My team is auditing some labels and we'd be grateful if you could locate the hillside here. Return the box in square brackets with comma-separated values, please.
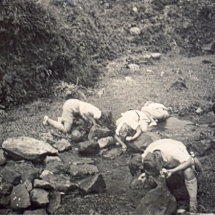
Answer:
[0, 0, 215, 109]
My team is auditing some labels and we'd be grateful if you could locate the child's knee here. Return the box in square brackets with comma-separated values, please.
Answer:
[183, 167, 195, 180]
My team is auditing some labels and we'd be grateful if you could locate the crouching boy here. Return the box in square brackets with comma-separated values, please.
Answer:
[43, 99, 112, 137]
[129, 138, 201, 213]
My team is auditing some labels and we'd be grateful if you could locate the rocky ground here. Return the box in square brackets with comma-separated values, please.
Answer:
[1, 54, 215, 214]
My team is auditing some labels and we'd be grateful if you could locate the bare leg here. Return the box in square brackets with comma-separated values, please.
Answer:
[47, 117, 73, 134]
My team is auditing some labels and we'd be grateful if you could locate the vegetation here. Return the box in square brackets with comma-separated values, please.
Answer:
[0, 0, 215, 108]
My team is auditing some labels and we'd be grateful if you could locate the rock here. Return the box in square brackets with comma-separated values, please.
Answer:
[40, 171, 77, 193]
[99, 148, 123, 159]
[0, 182, 13, 196]
[44, 155, 61, 164]
[23, 179, 33, 192]
[0, 195, 10, 207]
[69, 164, 99, 179]
[47, 191, 62, 214]
[88, 125, 113, 141]
[71, 129, 83, 142]
[129, 27, 141, 35]
[191, 139, 212, 156]
[34, 179, 54, 190]
[2, 136, 58, 162]
[168, 80, 187, 91]
[196, 107, 203, 114]
[30, 188, 49, 207]
[78, 140, 100, 156]
[78, 174, 106, 195]
[150, 53, 162, 60]
[127, 177, 152, 207]
[11, 184, 31, 209]
[58, 151, 95, 165]
[0, 149, 6, 165]
[1, 166, 21, 185]
[14, 161, 40, 183]
[127, 63, 140, 72]
[135, 185, 176, 215]
[97, 136, 116, 149]
[127, 132, 160, 153]
[39, 133, 56, 145]
[23, 209, 48, 215]
[45, 160, 70, 175]
[132, 6, 138, 13]
[53, 138, 72, 152]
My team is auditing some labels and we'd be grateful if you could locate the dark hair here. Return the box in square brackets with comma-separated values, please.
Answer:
[143, 151, 163, 176]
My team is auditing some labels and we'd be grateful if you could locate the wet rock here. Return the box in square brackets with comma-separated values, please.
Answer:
[0, 182, 13, 195]
[1, 166, 21, 185]
[2, 136, 58, 162]
[69, 164, 99, 179]
[78, 140, 100, 156]
[99, 148, 123, 159]
[58, 151, 95, 165]
[135, 185, 176, 215]
[191, 139, 212, 156]
[23, 209, 48, 215]
[40, 171, 77, 193]
[53, 138, 72, 152]
[0, 149, 6, 165]
[45, 160, 70, 175]
[129, 27, 141, 35]
[39, 133, 56, 145]
[14, 161, 40, 183]
[47, 191, 62, 214]
[30, 188, 49, 207]
[97, 136, 116, 149]
[34, 179, 54, 190]
[11, 184, 31, 209]
[44, 155, 61, 164]
[78, 174, 106, 195]
[88, 125, 113, 141]
[127, 132, 160, 153]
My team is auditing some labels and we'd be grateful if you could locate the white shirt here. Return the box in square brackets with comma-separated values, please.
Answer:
[142, 139, 190, 169]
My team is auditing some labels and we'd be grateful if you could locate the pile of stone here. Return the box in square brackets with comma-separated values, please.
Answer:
[0, 125, 119, 214]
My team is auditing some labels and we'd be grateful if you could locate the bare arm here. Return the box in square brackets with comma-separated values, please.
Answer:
[114, 134, 127, 151]
[126, 127, 142, 141]
[166, 157, 193, 176]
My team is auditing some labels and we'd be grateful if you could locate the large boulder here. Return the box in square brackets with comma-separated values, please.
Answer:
[135, 185, 176, 215]
[2, 136, 58, 162]
[127, 132, 160, 153]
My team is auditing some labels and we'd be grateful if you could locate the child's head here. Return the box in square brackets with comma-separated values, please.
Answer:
[143, 150, 163, 176]
[98, 111, 114, 129]
[119, 123, 132, 139]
